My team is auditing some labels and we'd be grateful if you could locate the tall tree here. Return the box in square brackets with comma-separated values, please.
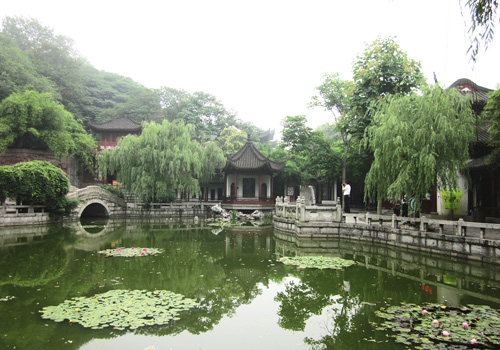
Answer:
[311, 73, 355, 184]
[98, 120, 225, 203]
[351, 37, 425, 137]
[364, 84, 475, 212]
[281, 115, 313, 154]
[159, 87, 236, 142]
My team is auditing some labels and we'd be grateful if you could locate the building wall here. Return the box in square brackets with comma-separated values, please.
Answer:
[226, 173, 272, 198]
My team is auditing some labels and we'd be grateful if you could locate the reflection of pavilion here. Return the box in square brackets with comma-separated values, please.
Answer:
[222, 231, 274, 292]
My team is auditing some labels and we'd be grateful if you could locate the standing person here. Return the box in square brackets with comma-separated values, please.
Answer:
[342, 182, 351, 213]
[401, 197, 408, 217]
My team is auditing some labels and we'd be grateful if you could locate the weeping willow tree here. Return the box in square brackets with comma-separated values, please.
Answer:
[98, 120, 225, 203]
[364, 84, 475, 212]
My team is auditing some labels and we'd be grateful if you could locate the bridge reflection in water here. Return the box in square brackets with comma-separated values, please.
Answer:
[274, 230, 500, 307]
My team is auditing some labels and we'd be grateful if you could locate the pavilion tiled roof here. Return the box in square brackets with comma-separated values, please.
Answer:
[88, 116, 142, 132]
[448, 78, 493, 103]
[224, 139, 285, 172]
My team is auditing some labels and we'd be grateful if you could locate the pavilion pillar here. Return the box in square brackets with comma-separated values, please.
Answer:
[234, 172, 238, 200]
[224, 173, 227, 198]
[270, 173, 274, 200]
[258, 175, 262, 200]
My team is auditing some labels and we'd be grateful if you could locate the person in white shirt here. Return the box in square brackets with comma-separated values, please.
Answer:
[342, 182, 351, 213]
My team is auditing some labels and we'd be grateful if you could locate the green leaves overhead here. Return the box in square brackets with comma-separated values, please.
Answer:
[98, 247, 164, 257]
[278, 256, 356, 270]
[40, 289, 199, 330]
[374, 302, 500, 348]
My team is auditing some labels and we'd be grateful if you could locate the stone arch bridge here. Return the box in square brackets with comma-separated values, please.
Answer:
[67, 186, 127, 219]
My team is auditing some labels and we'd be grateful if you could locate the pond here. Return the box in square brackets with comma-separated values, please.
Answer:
[0, 218, 499, 350]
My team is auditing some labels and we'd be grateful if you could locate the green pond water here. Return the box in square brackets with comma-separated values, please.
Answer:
[0, 218, 499, 350]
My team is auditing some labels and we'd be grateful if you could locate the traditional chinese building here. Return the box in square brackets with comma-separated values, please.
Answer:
[222, 137, 285, 211]
[84, 114, 142, 185]
[447, 78, 498, 221]
[88, 115, 142, 152]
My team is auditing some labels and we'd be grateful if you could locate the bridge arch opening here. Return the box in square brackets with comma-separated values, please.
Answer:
[80, 202, 109, 219]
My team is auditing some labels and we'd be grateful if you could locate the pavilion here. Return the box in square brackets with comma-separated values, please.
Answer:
[222, 137, 285, 211]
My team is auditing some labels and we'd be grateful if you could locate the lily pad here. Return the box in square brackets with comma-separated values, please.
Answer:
[374, 302, 500, 348]
[278, 256, 356, 270]
[98, 247, 163, 257]
[40, 289, 199, 329]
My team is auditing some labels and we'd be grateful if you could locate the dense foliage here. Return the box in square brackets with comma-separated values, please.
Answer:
[364, 84, 475, 210]
[98, 120, 226, 203]
[0, 90, 96, 169]
[0, 160, 73, 216]
[483, 87, 500, 167]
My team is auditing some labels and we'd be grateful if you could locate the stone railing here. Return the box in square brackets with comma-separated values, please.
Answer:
[275, 196, 342, 222]
[343, 212, 500, 241]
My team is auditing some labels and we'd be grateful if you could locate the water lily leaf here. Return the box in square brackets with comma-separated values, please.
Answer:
[40, 289, 199, 330]
[278, 256, 356, 270]
[373, 302, 500, 348]
[97, 248, 164, 258]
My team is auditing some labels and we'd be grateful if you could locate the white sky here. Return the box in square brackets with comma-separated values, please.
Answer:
[2, 0, 500, 137]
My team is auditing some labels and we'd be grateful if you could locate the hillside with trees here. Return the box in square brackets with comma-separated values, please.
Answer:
[0, 16, 265, 140]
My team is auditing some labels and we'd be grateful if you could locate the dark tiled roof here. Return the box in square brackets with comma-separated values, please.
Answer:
[88, 116, 142, 132]
[466, 156, 488, 169]
[224, 141, 285, 172]
[448, 78, 493, 103]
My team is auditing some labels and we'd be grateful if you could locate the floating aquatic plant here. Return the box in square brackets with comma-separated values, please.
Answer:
[0, 296, 15, 302]
[40, 289, 199, 330]
[374, 302, 500, 349]
[98, 247, 163, 257]
[278, 256, 356, 270]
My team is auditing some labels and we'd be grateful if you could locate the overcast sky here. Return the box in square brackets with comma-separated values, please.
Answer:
[2, 0, 500, 136]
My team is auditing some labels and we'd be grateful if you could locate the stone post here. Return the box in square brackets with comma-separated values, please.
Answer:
[420, 216, 428, 232]
[457, 218, 466, 236]
[391, 214, 398, 229]
[336, 197, 342, 223]
[366, 212, 371, 225]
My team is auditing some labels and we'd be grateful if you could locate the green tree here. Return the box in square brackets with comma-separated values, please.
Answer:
[364, 84, 475, 212]
[216, 127, 247, 157]
[0, 90, 96, 170]
[351, 37, 425, 136]
[1, 16, 87, 118]
[0, 33, 58, 101]
[159, 87, 236, 142]
[483, 87, 500, 167]
[281, 115, 313, 153]
[98, 120, 225, 203]
[311, 73, 356, 184]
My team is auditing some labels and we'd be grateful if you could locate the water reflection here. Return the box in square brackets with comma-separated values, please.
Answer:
[0, 221, 497, 350]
